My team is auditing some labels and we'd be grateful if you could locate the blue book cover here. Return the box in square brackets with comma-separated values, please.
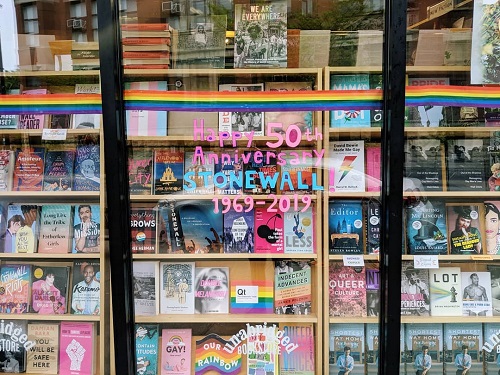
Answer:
[0, 264, 31, 313]
[444, 323, 482, 375]
[214, 154, 243, 195]
[73, 141, 100, 191]
[43, 149, 76, 191]
[72, 204, 100, 253]
[135, 324, 159, 375]
[330, 75, 371, 128]
[242, 151, 278, 195]
[223, 207, 254, 253]
[405, 323, 443, 373]
[405, 199, 447, 255]
[328, 200, 364, 254]
[153, 150, 184, 195]
[329, 323, 364, 365]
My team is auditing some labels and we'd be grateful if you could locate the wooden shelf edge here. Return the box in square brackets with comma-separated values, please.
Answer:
[136, 313, 318, 323]
[330, 316, 500, 324]
[1, 253, 101, 259]
[0, 191, 100, 199]
[0, 129, 100, 136]
[403, 191, 500, 198]
[329, 254, 500, 261]
[0, 313, 101, 321]
[1, 70, 100, 77]
[131, 194, 318, 201]
[133, 253, 318, 260]
[329, 317, 379, 324]
[124, 68, 322, 76]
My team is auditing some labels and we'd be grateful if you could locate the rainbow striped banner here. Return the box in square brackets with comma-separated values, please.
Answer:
[1, 85, 500, 114]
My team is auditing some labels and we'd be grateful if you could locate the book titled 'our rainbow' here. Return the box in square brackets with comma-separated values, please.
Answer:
[195, 333, 242, 375]
[230, 280, 273, 314]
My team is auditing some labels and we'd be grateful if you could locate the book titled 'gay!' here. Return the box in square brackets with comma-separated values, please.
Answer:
[59, 322, 95, 375]
[161, 328, 191, 375]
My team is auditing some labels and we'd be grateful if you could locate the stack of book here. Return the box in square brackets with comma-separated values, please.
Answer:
[71, 42, 100, 71]
[121, 23, 172, 69]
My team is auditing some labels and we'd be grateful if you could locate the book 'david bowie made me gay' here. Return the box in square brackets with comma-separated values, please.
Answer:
[187, 120, 324, 212]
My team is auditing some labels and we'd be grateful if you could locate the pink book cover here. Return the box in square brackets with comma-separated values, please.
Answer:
[366, 145, 381, 192]
[18, 89, 47, 129]
[125, 81, 168, 136]
[254, 206, 284, 253]
[59, 322, 95, 375]
[160, 328, 192, 375]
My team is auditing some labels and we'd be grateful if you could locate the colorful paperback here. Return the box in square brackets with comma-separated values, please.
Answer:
[366, 266, 380, 317]
[18, 89, 47, 129]
[446, 139, 487, 191]
[194, 267, 229, 314]
[328, 200, 364, 254]
[130, 207, 157, 254]
[223, 208, 254, 253]
[0, 320, 28, 372]
[183, 150, 214, 194]
[247, 324, 279, 375]
[72, 204, 100, 253]
[279, 150, 313, 194]
[133, 261, 159, 316]
[153, 150, 184, 194]
[429, 267, 462, 316]
[38, 204, 73, 253]
[5, 204, 40, 254]
[446, 203, 484, 255]
[135, 324, 159, 375]
[43, 150, 75, 191]
[30, 265, 69, 314]
[27, 323, 59, 374]
[330, 75, 370, 128]
[72, 84, 101, 129]
[0, 150, 14, 191]
[59, 322, 95, 375]
[444, 323, 482, 375]
[283, 206, 314, 254]
[73, 141, 100, 191]
[161, 328, 191, 375]
[0, 264, 30, 313]
[329, 141, 365, 192]
[404, 138, 443, 191]
[401, 262, 430, 316]
[128, 148, 153, 195]
[195, 333, 242, 375]
[274, 260, 312, 315]
[13, 147, 45, 191]
[160, 262, 195, 314]
[406, 77, 449, 126]
[366, 199, 381, 254]
[230, 279, 273, 314]
[461, 271, 492, 316]
[255, 206, 284, 253]
[328, 262, 366, 317]
[0, 114, 18, 129]
[278, 323, 314, 375]
[71, 260, 100, 315]
[214, 154, 244, 195]
[242, 151, 277, 195]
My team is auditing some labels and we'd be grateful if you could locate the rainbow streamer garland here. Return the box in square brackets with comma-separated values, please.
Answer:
[0, 85, 500, 114]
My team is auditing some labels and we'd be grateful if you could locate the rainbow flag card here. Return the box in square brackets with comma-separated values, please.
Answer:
[229, 280, 273, 314]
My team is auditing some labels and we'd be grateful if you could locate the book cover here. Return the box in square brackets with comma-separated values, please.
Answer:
[48, 114, 71, 129]
[401, 262, 430, 316]
[133, 261, 159, 316]
[223, 208, 254, 253]
[125, 81, 168, 136]
[254, 207, 284, 253]
[328, 200, 364, 254]
[183, 150, 214, 195]
[0, 264, 30, 313]
[73, 141, 100, 191]
[194, 333, 242, 375]
[13, 147, 45, 191]
[43, 149, 75, 191]
[4, 204, 39, 254]
[329, 262, 366, 317]
[194, 267, 229, 314]
[366, 265, 380, 317]
[483, 323, 500, 374]
[72, 84, 101, 130]
[274, 260, 312, 315]
[233, 1, 287, 68]
[160, 328, 191, 375]
[404, 323, 443, 373]
[446, 139, 488, 191]
[365, 144, 381, 192]
[159, 262, 195, 314]
[27, 323, 59, 374]
[279, 150, 313, 194]
[72, 204, 100, 253]
[365, 324, 379, 375]
[366, 199, 381, 254]
[218, 84, 264, 136]
[18, 88, 47, 130]
[0, 150, 14, 191]
[461, 271, 492, 316]
[71, 260, 100, 315]
[429, 267, 462, 316]
[153, 150, 184, 195]
[330, 75, 370, 128]
[444, 323, 482, 375]
[214, 153, 244, 195]
[247, 324, 279, 375]
[404, 139, 444, 191]
[405, 199, 447, 255]
[0, 320, 29, 372]
[38, 204, 73, 254]
[329, 323, 364, 370]
[242, 151, 278, 195]
[446, 203, 484, 255]
[31, 265, 69, 314]
[135, 324, 159, 375]
[130, 207, 156, 254]
[283, 206, 315, 254]
[406, 77, 449, 126]
[329, 141, 366, 193]
[0, 114, 18, 129]
[488, 265, 500, 316]
[230, 279, 273, 314]
[278, 323, 314, 375]
[128, 148, 153, 195]
[59, 322, 95, 375]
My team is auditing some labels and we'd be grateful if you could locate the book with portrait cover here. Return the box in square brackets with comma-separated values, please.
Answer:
[133, 261, 159, 316]
[329, 324, 364, 367]
[43, 149, 75, 191]
[27, 322, 59, 374]
[0, 264, 30, 314]
[461, 271, 492, 316]
[70, 260, 100, 315]
[279, 150, 313, 195]
[366, 199, 381, 254]
[404, 323, 443, 374]
[278, 323, 314, 375]
[194, 267, 229, 314]
[130, 207, 157, 254]
[446, 138, 488, 191]
[242, 151, 278, 195]
[446, 203, 484, 255]
[6, 204, 40, 254]
[38, 204, 73, 254]
[329, 141, 365, 192]
[128, 148, 153, 195]
[483, 323, 500, 374]
[59, 322, 95, 375]
[405, 199, 447, 255]
[0, 320, 28, 372]
[284, 206, 314, 254]
[30, 265, 69, 314]
[444, 323, 482, 375]
[233, 1, 287, 68]
[330, 75, 370, 128]
[160, 328, 191, 375]
[329, 262, 366, 317]
[195, 333, 242, 375]
[153, 150, 184, 195]
[230, 279, 273, 314]
[247, 324, 279, 375]
[183, 150, 214, 195]
[365, 144, 381, 192]
[328, 200, 364, 254]
[274, 260, 312, 315]
[73, 139, 100, 192]
[13, 147, 45, 191]
[429, 267, 462, 316]
[0, 150, 14, 192]
[401, 262, 430, 316]
[134, 324, 158, 375]
[366, 265, 380, 317]
[223, 207, 254, 253]
[255, 207, 284, 253]
[404, 138, 444, 191]
[72, 204, 100, 253]
[160, 262, 195, 314]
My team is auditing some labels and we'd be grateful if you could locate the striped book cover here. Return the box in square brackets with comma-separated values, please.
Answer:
[195, 334, 242, 374]
[229, 279, 273, 314]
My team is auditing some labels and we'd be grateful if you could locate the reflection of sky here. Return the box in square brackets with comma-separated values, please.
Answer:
[0, 0, 19, 71]
[416, 106, 443, 127]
